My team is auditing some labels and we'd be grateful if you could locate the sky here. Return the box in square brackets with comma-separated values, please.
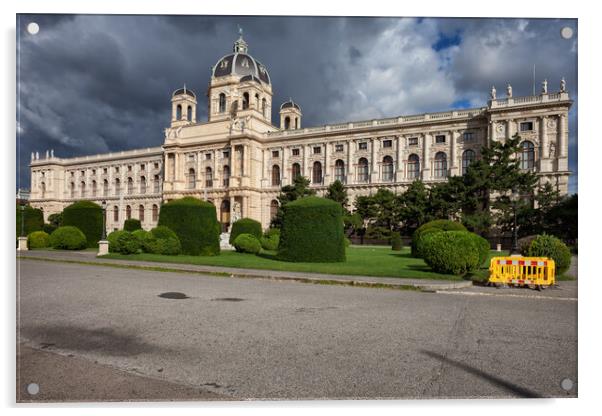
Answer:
[16, 15, 578, 193]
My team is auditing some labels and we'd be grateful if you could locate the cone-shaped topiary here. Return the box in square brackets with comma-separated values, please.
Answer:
[124, 218, 142, 232]
[158, 197, 220, 256]
[62, 200, 103, 248]
[16, 205, 44, 238]
[277, 196, 345, 262]
[229, 218, 262, 245]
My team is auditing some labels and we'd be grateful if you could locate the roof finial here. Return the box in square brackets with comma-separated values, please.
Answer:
[238, 24, 243, 38]
[184, 83, 187, 93]
[233, 26, 248, 53]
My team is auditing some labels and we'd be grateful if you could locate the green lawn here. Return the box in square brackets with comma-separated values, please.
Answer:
[102, 246, 510, 281]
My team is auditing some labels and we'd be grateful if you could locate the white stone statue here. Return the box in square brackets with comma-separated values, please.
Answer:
[50, 149, 54, 158]
[542, 79, 548, 94]
[231, 201, 242, 224]
[31, 152, 34, 161]
[35, 151, 39, 160]
[560, 77, 566, 92]
[490, 85, 497, 100]
[549, 142, 556, 158]
[45, 150, 49, 159]
[506, 83, 513, 98]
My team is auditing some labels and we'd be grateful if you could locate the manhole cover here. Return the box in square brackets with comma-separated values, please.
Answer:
[211, 297, 245, 302]
[158, 292, 189, 299]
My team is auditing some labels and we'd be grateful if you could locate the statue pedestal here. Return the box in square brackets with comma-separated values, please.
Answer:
[17, 237, 28, 251]
[496, 243, 502, 252]
[97, 240, 109, 256]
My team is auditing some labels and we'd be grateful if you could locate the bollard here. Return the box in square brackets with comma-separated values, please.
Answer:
[496, 243, 502, 252]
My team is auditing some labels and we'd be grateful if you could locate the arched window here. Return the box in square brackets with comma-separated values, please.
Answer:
[187, 105, 192, 121]
[114, 178, 120, 196]
[80, 181, 86, 197]
[103, 179, 109, 196]
[358, 158, 369, 182]
[127, 177, 134, 195]
[335, 159, 345, 182]
[242, 92, 250, 110]
[270, 200, 279, 220]
[219, 93, 226, 113]
[272, 165, 281, 186]
[407, 154, 420, 179]
[176, 104, 182, 120]
[292, 163, 301, 180]
[382, 156, 394, 181]
[153, 174, 160, 193]
[520, 141, 535, 170]
[262, 98, 267, 117]
[205, 167, 213, 188]
[187, 168, 196, 189]
[91, 180, 97, 197]
[140, 176, 146, 194]
[41, 182, 46, 198]
[284, 116, 291, 130]
[223, 165, 230, 187]
[255, 93, 260, 109]
[312, 161, 322, 184]
[126, 205, 132, 220]
[139, 204, 145, 222]
[462, 149, 476, 175]
[152, 204, 158, 222]
[70, 182, 75, 198]
[113, 205, 119, 222]
[434, 152, 447, 178]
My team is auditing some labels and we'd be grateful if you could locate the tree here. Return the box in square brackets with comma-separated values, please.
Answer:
[544, 193, 577, 244]
[353, 188, 397, 239]
[325, 180, 348, 210]
[47, 212, 63, 228]
[396, 180, 430, 235]
[270, 175, 315, 228]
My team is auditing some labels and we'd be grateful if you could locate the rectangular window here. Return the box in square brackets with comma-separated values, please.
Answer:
[223, 151, 229, 159]
[408, 137, 418, 146]
[520, 121, 534, 132]
[463, 132, 475, 141]
[272, 150, 280, 158]
[382, 140, 392, 148]
[81, 170, 85, 176]
[114, 167, 119, 173]
[127, 165, 132, 171]
[435, 135, 446, 144]
[359, 142, 368, 150]
[92, 169, 96, 175]
[103, 168, 108, 174]
[140, 164, 145, 171]
[292, 148, 300, 156]
[154, 162, 159, 169]
[335, 144, 344, 152]
[313, 146, 321, 154]
[205, 153, 212, 160]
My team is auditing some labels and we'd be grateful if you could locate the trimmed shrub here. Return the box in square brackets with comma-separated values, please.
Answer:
[62, 201, 103, 248]
[131, 229, 150, 244]
[116, 232, 141, 255]
[518, 235, 538, 256]
[141, 226, 182, 255]
[391, 232, 402, 251]
[344, 237, 351, 248]
[420, 231, 486, 275]
[233, 233, 261, 254]
[411, 219, 467, 257]
[158, 197, 219, 256]
[27, 231, 50, 249]
[43, 223, 57, 235]
[49, 226, 87, 250]
[16, 205, 44, 238]
[108, 230, 129, 253]
[229, 218, 262, 245]
[475, 234, 491, 268]
[278, 196, 345, 263]
[124, 218, 142, 232]
[525, 234, 572, 275]
[260, 228, 280, 251]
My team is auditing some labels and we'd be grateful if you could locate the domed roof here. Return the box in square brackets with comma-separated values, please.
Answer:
[172, 86, 196, 98]
[280, 99, 301, 111]
[212, 34, 271, 85]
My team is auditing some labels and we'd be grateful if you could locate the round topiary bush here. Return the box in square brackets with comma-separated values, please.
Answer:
[108, 230, 129, 253]
[27, 231, 50, 249]
[411, 219, 467, 257]
[420, 231, 486, 275]
[49, 226, 87, 250]
[391, 232, 402, 251]
[131, 229, 150, 244]
[277, 196, 345, 263]
[229, 218, 262, 245]
[525, 234, 572, 275]
[158, 197, 220, 256]
[124, 218, 142, 232]
[233, 233, 261, 254]
[62, 201, 103, 248]
[16, 205, 44, 238]
[141, 226, 182, 255]
[260, 228, 280, 251]
[116, 231, 141, 255]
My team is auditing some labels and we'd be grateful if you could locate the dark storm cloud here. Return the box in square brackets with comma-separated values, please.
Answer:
[16, 15, 578, 193]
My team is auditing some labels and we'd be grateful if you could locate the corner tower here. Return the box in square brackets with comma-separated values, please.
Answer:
[170, 86, 197, 128]
[279, 99, 302, 130]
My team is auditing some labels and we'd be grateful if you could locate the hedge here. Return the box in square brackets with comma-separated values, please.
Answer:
[27, 231, 50, 249]
[16, 205, 44, 238]
[62, 200, 103, 248]
[158, 197, 220, 256]
[260, 228, 280, 251]
[108, 230, 129, 253]
[411, 219, 467, 257]
[233, 233, 262, 254]
[141, 226, 182, 255]
[525, 234, 572, 275]
[229, 218, 262, 245]
[43, 223, 57, 235]
[49, 226, 87, 250]
[420, 231, 487, 275]
[124, 218, 142, 232]
[132, 229, 150, 244]
[277, 196, 345, 262]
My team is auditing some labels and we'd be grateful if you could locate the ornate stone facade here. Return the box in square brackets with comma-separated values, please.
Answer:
[29, 35, 572, 231]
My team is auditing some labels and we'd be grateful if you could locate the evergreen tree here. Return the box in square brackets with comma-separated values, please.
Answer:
[396, 180, 430, 235]
[270, 175, 315, 228]
[325, 180, 349, 209]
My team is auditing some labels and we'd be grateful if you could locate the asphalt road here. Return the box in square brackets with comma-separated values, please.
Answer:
[17, 259, 577, 401]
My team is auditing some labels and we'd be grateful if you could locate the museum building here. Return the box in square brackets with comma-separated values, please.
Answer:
[28, 34, 572, 232]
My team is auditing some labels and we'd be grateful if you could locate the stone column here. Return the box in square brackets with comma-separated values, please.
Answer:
[507, 119, 514, 140]
[422, 133, 431, 180]
[303, 144, 310, 177]
[540, 116, 548, 159]
[347, 140, 354, 184]
[558, 114, 567, 157]
[450, 131, 458, 176]
[282, 146, 288, 185]
[212, 149, 218, 187]
[243, 145, 251, 177]
[323, 142, 330, 184]
[261, 148, 267, 181]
